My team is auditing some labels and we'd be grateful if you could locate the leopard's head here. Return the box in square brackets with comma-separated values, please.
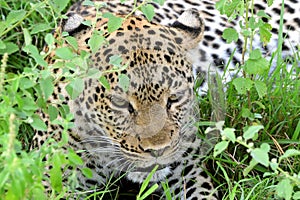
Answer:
[69, 9, 205, 172]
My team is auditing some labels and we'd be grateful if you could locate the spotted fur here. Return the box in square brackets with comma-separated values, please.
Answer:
[32, 0, 299, 199]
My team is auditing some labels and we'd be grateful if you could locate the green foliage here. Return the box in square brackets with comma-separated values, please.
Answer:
[136, 165, 159, 200]
[211, 0, 300, 199]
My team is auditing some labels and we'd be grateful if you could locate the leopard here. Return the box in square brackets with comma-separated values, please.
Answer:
[31, 0, 299, 199]
[32, 1, 218, 199]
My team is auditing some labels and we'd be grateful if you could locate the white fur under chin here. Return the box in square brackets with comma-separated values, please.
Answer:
[126, 167, 172, 184]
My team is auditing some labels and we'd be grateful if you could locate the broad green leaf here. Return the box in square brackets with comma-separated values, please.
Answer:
[213, 141, 229, 157]
[140, 4, 155, 21]
[40, 77, 54, 100]
[99, 76, 110, 91]
[241, 108, 254, 119]
[48, 105, 58, 121]
[65, 78, 84, 99]
[49, 0, 70, 13]
[0, 42, 18, 55]
[103, 13, 123, 33]
[31, 115, 47, 131]
[257, 10, 271, 19]
[244, 49, 269, 75]
[65, 36, 78, 50]
[232, 77, 253, 94]
[81, 167, 93, 179]
[68, 150, 83, 165]
[249, 49, 262, 60]
[0, 40, 5, 49]
[254, 80, 267, 98]
[23, 44, 48, 66]
[250, 144, 270, 167]
[22, 97, 38, 111]
[6, 10, 26, 25]
[243, 125, 264, 140]
[276, 178, 293, 200]
[109, 54, 123, 68]
[293, 192, 300, 200]
[20, 77, 35, 89]
[222, 28, 238, 43]
[259, 22, 272, 46]
[45, 33, 55, 46]
[222, 128, 236, 143]
[118, 74, 130, 92]
[55, 47, 75, 60]
[88, 32, 105, 54]
[30, 23, 52, 34]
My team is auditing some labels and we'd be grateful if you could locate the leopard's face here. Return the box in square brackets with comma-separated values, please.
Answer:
[67, 11, 204, 172]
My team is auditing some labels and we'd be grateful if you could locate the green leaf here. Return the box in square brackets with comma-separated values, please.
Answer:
[65, 36, 78, 50]
[241, 108, 254, 119]
[6, 10, 26, 25]
[279, 149, 300, 162]
[249, 49, 262, 59]
[243, 159, 258, 176]
[68, 150, 83, 165]
[40, 77, 54, 100]
[152, 0, 165, 6]
[30, 23, 52, 34]
[259, 22, 272, 46]
[88, 31, 105, 54]
[109, 54, 123, 68]
[65, 78, 84, 99]
[20, 77, 35, 89]
[232, 77, 253, 94]
[45, 33, 55, 46]
[99, 76, 110, 91]
[244, 49, 269, 75]
[138, 165, 159, 199]
[213, 141, 229, 157]
[0, 40, 5, 49]
[222, 128, 236, 143]
[293, 192, 300, 200]
[23, 44, 48, 66]
[118, 74, 130, 92]
[81, 167, 93, 179]
[0, 42, 18, 55]
[31, 115, 47, 131]
[254, 80, 267, 98]
[50, 159, 63, 192]
[23, 28, 32, 46]
[276, 178, 293, 200]
[140, 4, 155, 21]
[243, 125, 264, 141]
[250, 144, 270, 167]
[103, 13, 123, 33]
[55, 47, 75, 60]
[222, 28, 239, 43]
[49, 0, 70, 13]
[48, 105, 58, 121]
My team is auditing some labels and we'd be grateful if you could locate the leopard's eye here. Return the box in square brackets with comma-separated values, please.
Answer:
[111, 95, 135, 113]
[167, 94, 180, 109]
[111, 96, 128, 108]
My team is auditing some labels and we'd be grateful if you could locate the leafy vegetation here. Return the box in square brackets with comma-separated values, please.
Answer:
[0, 0, 299, 199]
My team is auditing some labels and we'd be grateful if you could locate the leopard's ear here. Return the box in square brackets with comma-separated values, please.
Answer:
[171, 9, 205, 49]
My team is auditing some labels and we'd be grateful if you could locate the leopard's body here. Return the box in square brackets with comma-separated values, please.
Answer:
[32, 0, 299, 199]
